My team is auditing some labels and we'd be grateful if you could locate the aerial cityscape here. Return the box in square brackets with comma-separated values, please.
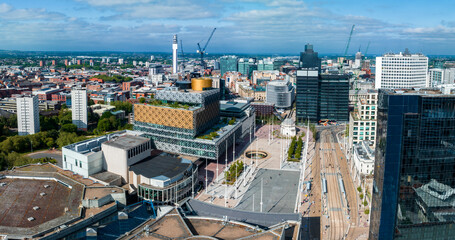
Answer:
[0, 1, 455, 240]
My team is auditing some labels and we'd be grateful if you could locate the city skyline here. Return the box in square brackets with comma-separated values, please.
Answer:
[0, 0, 455, 55]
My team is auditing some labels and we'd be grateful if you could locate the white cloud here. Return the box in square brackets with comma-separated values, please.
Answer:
[0, 3, 66, 21]
[77, 0, 152, 6]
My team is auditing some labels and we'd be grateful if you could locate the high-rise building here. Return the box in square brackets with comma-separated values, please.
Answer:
[71, 87, 88, 131]
[375, 50, 429, 89]
[296, 69, 349, 123]
[118, 58, 124, 65]
[16, 95, 40, 136]
[349, 90, 378, 148]
[319, 74, 349, 121]
[299, 44, 321, 72]
[238, 58, 256, 78]
[52, 60, 56, 65]
[370, 89, 455, 240]
[64, 59, 68, 66]
[89, 59, 94, 67]
[258, 59, 274, 71]
[39, 61, 43, 67]
[296, 68, 319, 123]
[172, 34, 178, 74]
[220, 56, 238, 77]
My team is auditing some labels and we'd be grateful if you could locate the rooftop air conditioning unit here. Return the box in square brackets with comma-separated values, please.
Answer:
[27, 217, 35, 221]
[33, 206, 40, 211]
[40, 192, 46, 196]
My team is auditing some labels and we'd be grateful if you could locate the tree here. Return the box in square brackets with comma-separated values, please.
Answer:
[58, 110, 73, 126]
[56, 132, 83, 148]
[97, 119, 112, 132]
[88, 98, 95, 106]
[139, 97, 146, 103]
[110, 101, 133, 115]
[40, 115, 59, 131]
[61, 123, 78, 133]
[101, 111, 113, 119]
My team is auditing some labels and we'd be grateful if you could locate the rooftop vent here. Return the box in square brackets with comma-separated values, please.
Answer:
[118, 211, 128, 220]
[33, 206, 40, 211]
[44, 184, 50, 188]
[0, 183, 6, 187]
[27, 217, 35, 221]
[111, 190, 116, 193]
[40, 192, 46, 196]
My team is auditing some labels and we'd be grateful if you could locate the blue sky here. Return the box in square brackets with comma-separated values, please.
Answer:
[1, 0, 455, 55]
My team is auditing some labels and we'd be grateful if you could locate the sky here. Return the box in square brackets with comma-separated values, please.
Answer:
[1, 0, 455, 55]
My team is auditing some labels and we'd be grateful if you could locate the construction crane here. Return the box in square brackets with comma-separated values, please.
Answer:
[364, 41, 371, 56]
[197, 28, 216, 69]
[180, 40, 185, 71]
[343, 25, 355, 57]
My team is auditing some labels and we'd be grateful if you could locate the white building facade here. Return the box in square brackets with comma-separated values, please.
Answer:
[375, 52, 429, 89]
[16, 95, 40, 136]
[352, 141, 375, 182]
[429, 68, 445, 87]
[62, 130, 145, 178]
[71, 87, 88, 131]
[349, 90, 378, 149]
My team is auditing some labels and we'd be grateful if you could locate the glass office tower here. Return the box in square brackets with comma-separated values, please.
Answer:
[295, 70, 349, 123]
[370, 89, 455, 240]
[220, 56, 238, 77]
[299, 44, 321, 71]
[319, 74, 349, 121]
[296, 68, 319, 123]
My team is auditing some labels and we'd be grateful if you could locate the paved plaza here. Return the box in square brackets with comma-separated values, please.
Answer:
[235, 168, 299, 213]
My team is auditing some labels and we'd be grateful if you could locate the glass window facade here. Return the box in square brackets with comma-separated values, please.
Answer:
[220, 56, 238, 76]
[296, 71, 349, 123]
[370, 90, 455, 240]
[138, 167, 197, 205]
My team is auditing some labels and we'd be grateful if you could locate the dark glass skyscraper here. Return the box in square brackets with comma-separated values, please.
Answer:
[296, 70, 349, 123]
[299, 44, 321, 72]
[296, 44, 348, 123]
[296, 68, 319, 122]
[370, 89, 455, 240]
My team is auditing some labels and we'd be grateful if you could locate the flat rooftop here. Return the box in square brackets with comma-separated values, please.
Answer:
[0, 170, 84, 237]
[220, 101, 249, 112]
[102, 134, 149, 150]
[129, 153, 192, 179]
[384, 88, 443, 95]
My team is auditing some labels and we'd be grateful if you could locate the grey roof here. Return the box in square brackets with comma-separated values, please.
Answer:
[129, 155, 191, 179]
[183, 199, 301, 228]
[102, 135, 149, 150]
[415, 179, 455, 208]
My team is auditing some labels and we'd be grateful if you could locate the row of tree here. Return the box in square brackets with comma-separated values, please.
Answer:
[287, 136, 304, 161]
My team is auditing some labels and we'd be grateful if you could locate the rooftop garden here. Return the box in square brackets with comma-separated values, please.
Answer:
[197, 117, 237, 140]
[146, 99, 199, 110]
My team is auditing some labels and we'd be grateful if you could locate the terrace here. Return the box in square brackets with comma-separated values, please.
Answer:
[196, 117, 237, 141]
